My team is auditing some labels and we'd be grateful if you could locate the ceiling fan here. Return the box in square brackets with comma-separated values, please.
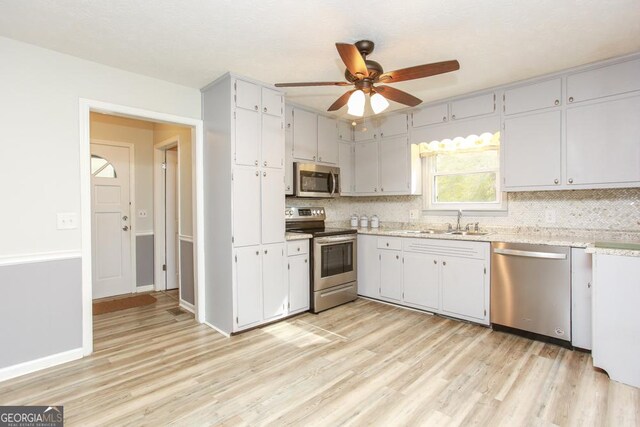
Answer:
[275, 40, 460, 116]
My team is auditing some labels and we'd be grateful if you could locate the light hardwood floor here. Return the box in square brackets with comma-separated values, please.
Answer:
[1, 292, 638, 426]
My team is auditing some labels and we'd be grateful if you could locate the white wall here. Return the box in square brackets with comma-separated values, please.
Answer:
[0, 36, 201, 257]
[90, 113, 155, 233]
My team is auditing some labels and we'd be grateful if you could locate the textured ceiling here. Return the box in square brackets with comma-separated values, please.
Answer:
[1, 0, 639, 117]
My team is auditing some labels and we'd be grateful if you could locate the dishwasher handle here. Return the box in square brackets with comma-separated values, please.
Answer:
[493, 247, 567, 260]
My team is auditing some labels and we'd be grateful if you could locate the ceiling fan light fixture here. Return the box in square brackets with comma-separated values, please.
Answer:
[347, 90, 365, 117]
[370, 92, 390, 114]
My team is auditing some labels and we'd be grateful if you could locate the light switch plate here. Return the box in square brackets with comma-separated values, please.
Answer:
[57, 213, 78, 230]
[138, 209, 148, 218]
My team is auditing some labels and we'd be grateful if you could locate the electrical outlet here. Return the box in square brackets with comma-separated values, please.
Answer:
[57, 213, 78, 230]
[544, 209, 556, 224]
[409, 209, 420, 220]
[138, 209, 148, 218]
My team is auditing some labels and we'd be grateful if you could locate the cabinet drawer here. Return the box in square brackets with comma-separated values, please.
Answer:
[403, 238, 489, 259]
[451, 93, 495, 120]
[567, 58, 640, 104]
[504, 78, 562, 115]
[287, 240, 309, 256]
[377, 237, 402, 250]
[412, 103, 448, 127]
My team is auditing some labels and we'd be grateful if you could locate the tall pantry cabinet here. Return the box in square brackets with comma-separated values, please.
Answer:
[202, 73, 286, 334]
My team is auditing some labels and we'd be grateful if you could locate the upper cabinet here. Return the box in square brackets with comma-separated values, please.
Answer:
[337, 120, 352, 141]
[503, 78, 562, 115]
[284, 105, 294, 195]
[338, 141, 355, 195]
[412, 103, 448, 127]
[566, 58, 640, 104]
[235, 79, 261, 111]
[450, 93, 496, 120]
[261, 87, 282, 116]
[289, 106, 338, 165]
[317, 115, 339, 164]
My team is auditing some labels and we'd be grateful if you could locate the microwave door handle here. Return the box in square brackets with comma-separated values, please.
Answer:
[332, 172, 337, 195]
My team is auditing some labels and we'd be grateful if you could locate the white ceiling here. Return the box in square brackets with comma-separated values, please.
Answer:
[2, 0, 639, 117]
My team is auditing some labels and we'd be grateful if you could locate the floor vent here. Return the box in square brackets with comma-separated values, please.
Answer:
[167, 307, 187, 316]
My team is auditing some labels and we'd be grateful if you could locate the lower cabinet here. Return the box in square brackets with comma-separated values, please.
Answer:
[287, 240, 310, 314]
[357, 235, 490, 325]
[235, 245, 267, 329]
[262, 244, 287, 321]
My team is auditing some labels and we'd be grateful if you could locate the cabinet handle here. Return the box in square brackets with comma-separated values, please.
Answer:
[443, 116, 447, 122]
[254, 105, 258, 110]
[305, 259, 308, 263]
[568, 178, 573, 184]
[374, 134, 377, 139]
[263, 107, 267, 113]
[568, 97, 574, 103]
[264, 161, 267, 166]
[264, 250, 268, 254]
[255, 171, 259, 176]
[263, 171, 266, 177]
[255, 160, 258, 166]
[386, 243, 389, 247]
[374, 188, 377, 192]
[381, 187, 384, 192]
[554, 99, 560, 106]
[255, 251, 259, 255]
[380, 132, 384, 137]
[554, 179, 559, 184]
[443, 261, 447, 266]
[287, 123, 291, 128]
[297, 247, 300, 251]
[286, 185, 290, 190]
[452, 114, 456, 119]
[313, 155, 316, 160]
[396, 255, 399, 259]
[433, 260, 437, 264]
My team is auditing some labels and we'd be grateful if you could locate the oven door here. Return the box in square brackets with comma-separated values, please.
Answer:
[313, 235, 357, 291]
[295, 163, 340, 198]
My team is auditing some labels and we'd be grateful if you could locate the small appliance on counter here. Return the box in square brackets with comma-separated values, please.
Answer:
[370, 215, 379, 228]
[359, 215, 369, 228]
[350, 214, 359, 227]
[285, 206, 357, 313]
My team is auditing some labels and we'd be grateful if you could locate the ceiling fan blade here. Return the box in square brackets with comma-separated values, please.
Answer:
[274, 81, 351, 87]
[327, 90, 355, 111]
[375, 86, 422, 107]
[335, 43, 369, 78]
[377, 60, 460, 83]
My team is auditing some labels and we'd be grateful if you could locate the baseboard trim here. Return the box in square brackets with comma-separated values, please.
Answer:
[204, 321, 231, 338]
[179, 300, 195, 314]
[136, 284, 155, 293]
[0, 348, 83, 383]
[0, 250, 82, 267]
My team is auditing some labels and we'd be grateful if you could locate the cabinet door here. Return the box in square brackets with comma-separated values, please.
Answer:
[235, 79, 261, 112]
[317, 115, 338, 164]
[284, 105, 294, 194]
[503, 110, 562, 189]
[571, 248, 592, 350]
[378, 114, 408, 138]
[504, 78, 562, 115]
[567, 58, 640, 103]
[233, 168, 261, 247]
[337, 120, 352, 141]
[380, 250, 403, 301]
[357, 235, 380, 298]
[353, 123, 378, 142]
[441, 257, 486, 321]
[354, 141, 379, 193]
[235, 246, 262, 328]
[379, 136, 408, 193]
[261, 113, 283, 169]
[292, 108, 318, 161]
[412, 103, 449, 127]
[451, 93, 495, 120]
[261, 87, 282, 117]
[289, 254, 310, 313]
[262, 243, 286, 321]
[566, 95, 640, 186]
[403, 252, 439, 312]
[261, 168, 285, 244]
[235, 108, 260, 167]
[338, 142, 354, 194]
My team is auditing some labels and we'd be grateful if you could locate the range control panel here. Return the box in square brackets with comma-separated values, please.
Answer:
[285, 206, 326, 221]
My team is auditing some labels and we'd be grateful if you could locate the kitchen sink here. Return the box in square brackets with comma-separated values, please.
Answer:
[389, 229, 446, 235]
[446, 230, 489, 236]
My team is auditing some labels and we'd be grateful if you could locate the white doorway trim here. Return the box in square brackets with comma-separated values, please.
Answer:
[153, 135, 180, 295]
[79, 99, 206, 357]
[90, 139, 137, 294]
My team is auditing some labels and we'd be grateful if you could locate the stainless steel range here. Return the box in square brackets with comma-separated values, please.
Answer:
[285, 207, 357, 313]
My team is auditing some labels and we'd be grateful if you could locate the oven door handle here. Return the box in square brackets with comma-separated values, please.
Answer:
[315, 235, 357, 244]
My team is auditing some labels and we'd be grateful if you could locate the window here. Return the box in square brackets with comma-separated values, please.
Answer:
[91, 155, 117, 178]
[421, 132, 505, 211]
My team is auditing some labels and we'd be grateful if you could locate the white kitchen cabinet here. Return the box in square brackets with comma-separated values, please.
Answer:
[504, 78, 562, 115]
[566, 94, 640, 187]
[354, 141, 379, 193]
[317, 115, 338, 164]
[379, 250, 403, 301]
[357, 235, 380, 298]
[261, 113, 283, 169]
[403, 252, 439, 311]
[234, 107, 260, 167]
[378, 113, 408, 138]
[571, 248, 592, 350]
[412, 103, 449, 127]
[592, 254, 640, 388]
[235, 79, 261, 111]
[261, 168, 285, 244]
[288, 240, 310, 314]
[261, 87, 282, 116]
[232, 168, 261, 247]
[337, 120, 352, 141]
[503, 110, 562, 189]
[440, 256, 487, 321]
[353, 123, 378, 142]
[235, 246, 262, 328]
[567, 58, 640, 104]
[284, 105, 294, 195]
[262, 243, 286, 321]
[338, 141, 355, 195]
[451, 93, 495, 120]
[292, 107, 317, 161]
[379, 136, 409, 193]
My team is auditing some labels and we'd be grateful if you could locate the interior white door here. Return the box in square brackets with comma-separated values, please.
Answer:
[91, 143, 132, 299]
[165, 150, 179, 290]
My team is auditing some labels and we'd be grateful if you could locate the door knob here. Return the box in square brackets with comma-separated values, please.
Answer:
[122, 225, 129, 231]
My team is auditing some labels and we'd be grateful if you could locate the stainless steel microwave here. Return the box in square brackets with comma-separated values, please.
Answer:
[294, 163, 340, 198]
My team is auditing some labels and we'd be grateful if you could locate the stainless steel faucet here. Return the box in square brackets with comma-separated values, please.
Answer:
[456, 210, 463, 231]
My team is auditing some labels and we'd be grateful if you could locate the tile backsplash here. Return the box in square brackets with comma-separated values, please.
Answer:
[287, 188, 640, 231]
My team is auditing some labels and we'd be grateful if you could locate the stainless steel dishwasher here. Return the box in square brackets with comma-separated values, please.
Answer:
[491, 242, 571, 344]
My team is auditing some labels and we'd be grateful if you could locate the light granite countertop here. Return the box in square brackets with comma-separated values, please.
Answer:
[285, 232, 313, 241]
